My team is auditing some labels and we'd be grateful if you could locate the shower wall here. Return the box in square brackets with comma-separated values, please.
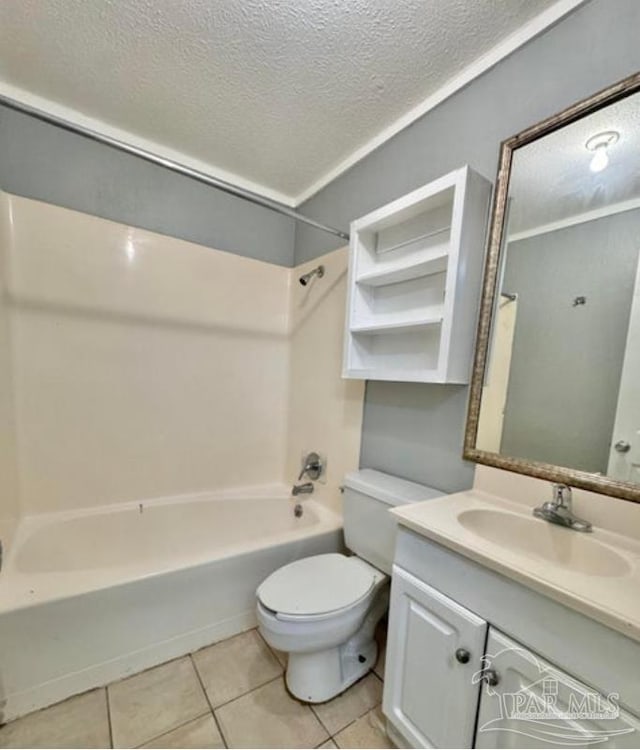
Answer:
[5, 192, 290, 513]
[1, 192, 362, 516]
[0, 195, 20, 528]
[287, 247, 365, 513]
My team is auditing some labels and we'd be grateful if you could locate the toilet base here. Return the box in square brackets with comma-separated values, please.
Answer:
[285, 586, 389, 703]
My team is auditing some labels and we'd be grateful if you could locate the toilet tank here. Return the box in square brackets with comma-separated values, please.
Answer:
[343, 469, 444, 574]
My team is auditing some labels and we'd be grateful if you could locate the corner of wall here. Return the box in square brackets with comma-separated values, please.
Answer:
[0, 191, 22, 536]
[286, 246, 364, 514]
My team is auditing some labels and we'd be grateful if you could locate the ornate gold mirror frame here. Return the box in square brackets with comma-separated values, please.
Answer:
[464, 70, 640, 503]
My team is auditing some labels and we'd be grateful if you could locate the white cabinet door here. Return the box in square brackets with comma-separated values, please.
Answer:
[383, 565, 487, 748]
[475, 629, 640, 748]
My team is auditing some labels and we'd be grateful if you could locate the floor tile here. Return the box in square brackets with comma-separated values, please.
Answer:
[0, 688, 109, 749]
[139, 714, 223, 749]
[108, 656, 209, 748]
[269, 646, 288, 668]
[256, 629, 287, 667]
[193, 629, 283, 708]
[312, 673, 383, 735]
[215, 678, 328, 749]
[334, 706, 391, 749]
[317, 741, 338, 749]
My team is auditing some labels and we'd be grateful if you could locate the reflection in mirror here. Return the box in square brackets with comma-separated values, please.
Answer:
[475, 86, 640, 487]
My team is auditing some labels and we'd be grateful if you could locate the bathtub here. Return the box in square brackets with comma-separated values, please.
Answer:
[0, 487, 343, 722]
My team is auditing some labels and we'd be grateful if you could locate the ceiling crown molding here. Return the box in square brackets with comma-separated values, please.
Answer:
[0, 81, 297, 208]
[0, 0, 587, 209]
[292, 0, 588, 206]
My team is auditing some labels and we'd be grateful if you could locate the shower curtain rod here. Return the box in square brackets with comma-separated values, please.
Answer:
[0, 95, 350, 242]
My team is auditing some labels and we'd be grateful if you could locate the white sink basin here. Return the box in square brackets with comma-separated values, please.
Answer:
[458, 508, 632, 578]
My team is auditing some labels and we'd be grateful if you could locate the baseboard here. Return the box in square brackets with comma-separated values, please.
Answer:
[1, 610, 257, 723]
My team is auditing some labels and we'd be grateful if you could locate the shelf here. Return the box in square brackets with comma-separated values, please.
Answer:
[344, 368, 444, 383]
[375, 225, 450, 256]
[351, 312, 443, 335]
[343, 165, 492, 383]
[356, 249, 449, 287]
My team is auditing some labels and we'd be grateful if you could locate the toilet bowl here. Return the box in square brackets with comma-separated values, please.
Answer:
[256, 469, 444, 703]
[257, 553, 389, 703]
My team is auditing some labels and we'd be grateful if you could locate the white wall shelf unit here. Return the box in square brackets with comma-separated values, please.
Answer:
[343, 166, 492, 383]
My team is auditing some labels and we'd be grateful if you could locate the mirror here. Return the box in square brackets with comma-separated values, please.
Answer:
[465, 71, 640, 503]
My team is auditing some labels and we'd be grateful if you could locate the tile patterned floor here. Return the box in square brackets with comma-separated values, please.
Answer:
[0, 627, 392, 749]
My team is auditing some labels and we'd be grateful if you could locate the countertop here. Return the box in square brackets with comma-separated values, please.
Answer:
[391, 489, 640, 643]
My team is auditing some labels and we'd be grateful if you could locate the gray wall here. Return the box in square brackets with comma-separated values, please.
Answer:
[1, 0, 639, 493]
[501, 209, 640, 473]
[295, 0, 640, 492]
[0, 107, 296, 267]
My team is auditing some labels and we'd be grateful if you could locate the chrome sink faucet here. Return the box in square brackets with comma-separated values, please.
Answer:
[533, 483, 592, 532]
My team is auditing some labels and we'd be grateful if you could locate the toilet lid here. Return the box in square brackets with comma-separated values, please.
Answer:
[257, 554, 376, 617]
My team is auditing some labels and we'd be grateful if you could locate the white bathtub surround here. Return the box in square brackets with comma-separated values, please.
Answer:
[0, 194, 20, 537]
[5, 193, 291, 514]
[1, 191, 362, 518]
[0, 490, 342, 722]
[0, 193, 364, 721]
[288, 248, 366, 514]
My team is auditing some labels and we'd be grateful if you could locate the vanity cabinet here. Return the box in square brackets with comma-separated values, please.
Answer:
[384, 528, 640, 749]
[474, 630, 640, 749]
[342, 166, 492, 383]
[384, 566, 487, 748]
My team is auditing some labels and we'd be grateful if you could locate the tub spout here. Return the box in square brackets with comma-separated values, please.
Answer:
[292, 482, 314, 496]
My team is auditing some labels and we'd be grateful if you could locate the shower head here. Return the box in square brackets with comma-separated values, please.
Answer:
[299, 265, 325, 286]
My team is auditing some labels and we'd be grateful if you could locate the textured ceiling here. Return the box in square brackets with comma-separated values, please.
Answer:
[1, 0, 560, 203]
[509, 91, 640, 234]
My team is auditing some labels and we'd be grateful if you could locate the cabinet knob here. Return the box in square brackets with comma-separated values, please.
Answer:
[482, 668, 500, 687]
[455, 648, 471, 664]
[614, 440, 631, 453]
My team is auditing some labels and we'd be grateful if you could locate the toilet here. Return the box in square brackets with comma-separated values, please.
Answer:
[257, 469, 443, 703]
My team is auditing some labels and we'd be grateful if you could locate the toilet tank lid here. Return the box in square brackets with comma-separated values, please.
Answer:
[343, 469, 444, 507]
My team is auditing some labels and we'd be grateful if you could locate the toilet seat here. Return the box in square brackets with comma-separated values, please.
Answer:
[257, 553, 376, 620]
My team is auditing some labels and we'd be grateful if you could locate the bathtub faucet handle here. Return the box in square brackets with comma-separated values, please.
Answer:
[298, 451, 323, 481]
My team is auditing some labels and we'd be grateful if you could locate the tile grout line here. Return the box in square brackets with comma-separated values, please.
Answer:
[309, 702, 332, 738]
[255, 627, 287, 669]
[314, 699, 381, 743]
[132, 711, 212, 749]
[316, 739, 338, 749]
[310, 669, 385, 738]
[189, 653, 229, 749]
[190, 630, 286, 715]
[211, 673, 285, 713]
[182, 629, 336, 743]
[105, 686, 115, 749]
[333, 702, 387, 748]
[200, 654, 329, 748]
